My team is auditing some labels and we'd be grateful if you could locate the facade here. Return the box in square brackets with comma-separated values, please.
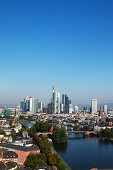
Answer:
[52, 86, 60, 114]
[47, 103, 52, 114]
[62, 94, 71, 113]
[20, 101, 25, 112]
[69, 103, 73, 114]
[4, 109, 10, 117]
[74, 105, 79, 113]
[0, 143, 40, 165]
[30, 98, 36, 114]
[38, 102, 43, 112]
[24, 96, 31, 112]
[36, 99, 38, 113]
[104, 105, 107, 114]
[91, 99, 97, 114]
[20, 97, 38, 114]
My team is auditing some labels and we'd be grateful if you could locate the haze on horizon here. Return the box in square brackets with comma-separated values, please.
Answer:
[0, 0, 113, 105]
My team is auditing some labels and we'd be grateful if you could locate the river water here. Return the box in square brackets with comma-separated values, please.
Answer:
[54, 133, 113, 170]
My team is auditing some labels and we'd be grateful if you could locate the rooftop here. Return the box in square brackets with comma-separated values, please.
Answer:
[0, 143, 40, 152]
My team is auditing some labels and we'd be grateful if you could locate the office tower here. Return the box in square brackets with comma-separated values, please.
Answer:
[38, 102, 43, 112]
[104, 105, 107, 114]
[24, 96, 31, 112]
[36, 99, 38, 113]
[47, 103, 52, 114]
[83, 107, 87, 114]
[20, 101, 25, 112]
[74, 105, 79, 114]
[52, 86, 60, 114]
[62, 94, 70, 113]
[30, 98, 36, 114]
[60, 103, 64, 113]
[69, 102, 73, 114]
[91, 99, 97, 114]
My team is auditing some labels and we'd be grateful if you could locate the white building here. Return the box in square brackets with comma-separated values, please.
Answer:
[91, 99, 97, 114]
[69, 104, 73, 114]
[30, 98, 36, 114]
[74, 105, 79, 113]
[104, 105, 107, 114]
[52, 86, 60, 114]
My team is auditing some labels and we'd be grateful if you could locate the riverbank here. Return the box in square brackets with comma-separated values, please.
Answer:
[51, 148, 71, 170]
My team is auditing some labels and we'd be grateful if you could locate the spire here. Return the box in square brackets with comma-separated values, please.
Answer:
[53, 85, 55, 93]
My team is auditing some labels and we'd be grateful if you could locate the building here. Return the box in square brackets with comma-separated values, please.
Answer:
[47, 103, 52, 114]
[24, 96, 31, 112]
[0, 150, 18, 163]
[20, 101, 25, 112]
[69, 103, 73, 114]
[4, 109, 10, 117]
[74, 105, 79, 114]
[62, 94, 72, 114]
[38, 102, 43, 113]
[52, 86, 60, 114]
[21, 97, 38, 114]
[91, 99, 97, 114]
[0, 143, 40, 165]
[30, 98, 36, 114]
[104, 105, 107, 114]
[99, 107, 103, 118]
[36, 99, 38, 113]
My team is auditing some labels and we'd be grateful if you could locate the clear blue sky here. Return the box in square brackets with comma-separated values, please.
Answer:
[0, 0, 113, 105]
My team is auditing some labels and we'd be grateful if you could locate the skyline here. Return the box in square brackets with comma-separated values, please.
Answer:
[0, 0, 113, 104]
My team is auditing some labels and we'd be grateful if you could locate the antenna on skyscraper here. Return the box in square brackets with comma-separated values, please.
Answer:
[53, 85, 55, 93]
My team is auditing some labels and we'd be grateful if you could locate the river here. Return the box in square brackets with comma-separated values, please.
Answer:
[54, 133, 113, 170]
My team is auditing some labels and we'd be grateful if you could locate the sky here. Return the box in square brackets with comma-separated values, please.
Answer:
[0, 0, 113, 105]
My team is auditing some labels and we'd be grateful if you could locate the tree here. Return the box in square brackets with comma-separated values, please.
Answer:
[47, 153, 57, 165]
[0, 129, 5, 135]
[30, 121, 50, 133]
[100, 128, 113, 138]
[52, 127, 67, 144]
[25, 153, 46, 169]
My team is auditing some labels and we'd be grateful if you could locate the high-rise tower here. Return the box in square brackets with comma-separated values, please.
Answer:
[91, 99, 97, 114]
[52, 86, 60, 114]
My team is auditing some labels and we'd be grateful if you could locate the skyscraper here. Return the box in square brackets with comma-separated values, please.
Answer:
[30, 98, 36, 114]
[52, 86, 60, 114]
[104, 105, 107, 114]
[36, 99, 38, 113]
[91, 99, 97, 114]
[62, 94, 70, 113]
[74, 105, 79, 114]
[38, 102, 43, 112]
[24, 96, 31, 112]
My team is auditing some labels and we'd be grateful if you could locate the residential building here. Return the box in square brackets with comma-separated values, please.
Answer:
[0, 143, 40, 165]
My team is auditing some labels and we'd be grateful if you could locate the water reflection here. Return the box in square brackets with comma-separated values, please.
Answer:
[54, 133, 113, 170]
[54, 142, 67, 153]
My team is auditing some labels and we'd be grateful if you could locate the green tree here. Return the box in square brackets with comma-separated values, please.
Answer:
[25, 153, 46, 169]
[0, 129, 5, 135]
[47, 153, 57, 165]
[30, 121, 50, 133]
[52, 127, 67, 144]
[100, 128, 113, 138]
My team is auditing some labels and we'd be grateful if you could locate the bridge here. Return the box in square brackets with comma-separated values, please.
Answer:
[36, 132, 53, 136]
[66, 131, 97, 136]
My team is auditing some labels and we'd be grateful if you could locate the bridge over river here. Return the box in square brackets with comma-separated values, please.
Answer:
[66, 131, 97, 136]
[36, 131, 97, 137]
